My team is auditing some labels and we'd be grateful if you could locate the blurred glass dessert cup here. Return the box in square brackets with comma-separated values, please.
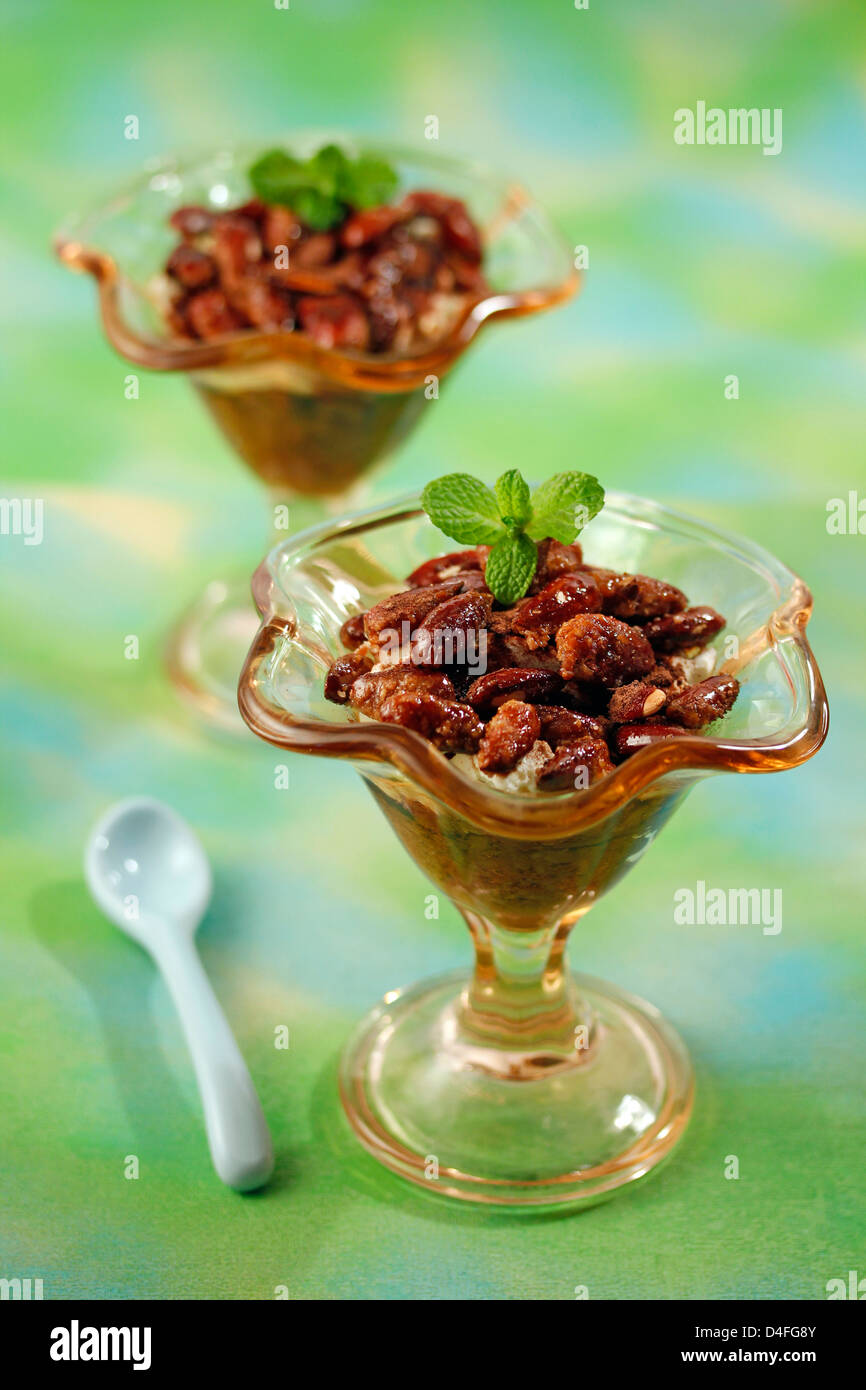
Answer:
[238, 491, 828, 1209]
[55, 136, 577, 729]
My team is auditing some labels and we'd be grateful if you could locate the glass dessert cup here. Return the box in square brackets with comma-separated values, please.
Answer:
[237, 492, 828, 1209]
[54, 136, 578, 731]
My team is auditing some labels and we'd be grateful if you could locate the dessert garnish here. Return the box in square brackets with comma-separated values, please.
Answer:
[158, 144, 491, 352]
[324, 471, 740, 792]
[421, 468, 605, 603]
[248, 145, 400, 231]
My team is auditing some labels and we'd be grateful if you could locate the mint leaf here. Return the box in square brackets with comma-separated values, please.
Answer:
[292, 187, 344, 231]
[495, 469, 531, 527]
[249, 148, 310, 205]
[525, 472, 605, 543]
[247, 144, 399, 230]
[421, 474, 504, 546]
[342, 153, 400, 209]
[308, 144, 350, 197]
[484, 530, 538, 605]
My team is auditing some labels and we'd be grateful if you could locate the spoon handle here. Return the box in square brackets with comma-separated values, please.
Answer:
[154, 931, 274, 1191]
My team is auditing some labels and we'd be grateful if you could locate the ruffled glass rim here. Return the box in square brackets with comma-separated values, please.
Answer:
[238, 492, 829, 840]
[54, 137, 579, 392]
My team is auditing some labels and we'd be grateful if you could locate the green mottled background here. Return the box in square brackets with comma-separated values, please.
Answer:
[1, 0, 864, 1300]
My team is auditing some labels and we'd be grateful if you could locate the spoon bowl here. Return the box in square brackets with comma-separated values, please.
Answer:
[86, 797, 212, 939]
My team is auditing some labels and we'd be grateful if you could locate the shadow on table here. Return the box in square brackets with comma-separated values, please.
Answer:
[29, 879, 193, 1154]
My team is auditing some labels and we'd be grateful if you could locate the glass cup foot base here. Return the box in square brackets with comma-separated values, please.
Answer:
[164, 578, 260, 734]
[339, 969, 694, 1210]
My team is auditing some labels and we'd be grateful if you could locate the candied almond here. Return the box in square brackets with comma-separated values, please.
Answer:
[365, 291, 412, 351]
[536, 737, 615, 790]
[642, 606, 725, 654]
[584, 567, 687, 622]
[342, 204, 408, 249]
[607, 681, 667, 723]
[405, 547, 489, 588]
[535, 705, 610, 745]
[555, 614, 654, 686]
[262, 205, 302, 251]
[402, 192, 482, 261]
[413, 591, 492, 670]
[296, 294, 370, 351]
[166, 244, 216, 291]
[292, 232, 337, 268]
[415, 590, 492, 638]
[452, 571, 491, 594]
[395, 238, 437, 283]
[379, 690, 483, 753]
[324, 649, 374, 704]
[363, 581, 462, 644]
[486, 633, 561, 673]
[349, 667, 454, 718]
[234, 199, 266, 223]
[169, 205, 214, 239]
[166, 300, 192, 338]
[212, 214, 262, 286]
[340, 613, 367, 650]
[237, 278, 294, 330]
[665, 675, 740, 729]
[476, 700, 541, 773]
[186, 289, 244, 339]
[445, 251, 488, 293]
[612, 722, 686, 758]
[466, 667, 562, 710]
[528, 539, 584, 593]
[511, 574, 602, 650]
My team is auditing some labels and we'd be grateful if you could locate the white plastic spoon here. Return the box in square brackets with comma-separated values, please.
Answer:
[84, 796, 274, 1192]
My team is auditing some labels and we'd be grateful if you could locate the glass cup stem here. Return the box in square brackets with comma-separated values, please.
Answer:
[457, 909, 591, 1069]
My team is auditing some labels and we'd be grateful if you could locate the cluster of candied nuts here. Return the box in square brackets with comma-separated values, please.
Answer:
[162, 191, 489, 353]
[324, 539, 740, 791]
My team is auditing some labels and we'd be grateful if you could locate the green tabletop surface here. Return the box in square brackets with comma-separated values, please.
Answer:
[2, 0, 864, 1300]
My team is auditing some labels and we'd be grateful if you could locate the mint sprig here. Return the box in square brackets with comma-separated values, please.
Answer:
[421, 469, 604, 604]
[248, 144, 399, 231]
